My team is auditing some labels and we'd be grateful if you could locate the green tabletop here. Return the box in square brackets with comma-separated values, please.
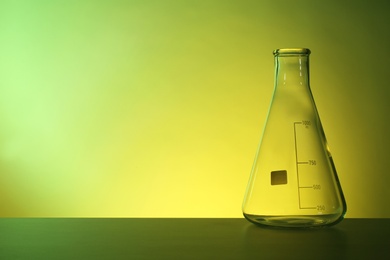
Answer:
[1, 218, 389, 259]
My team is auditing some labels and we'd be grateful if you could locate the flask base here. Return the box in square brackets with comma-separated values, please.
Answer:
[243, 213, 344, 228]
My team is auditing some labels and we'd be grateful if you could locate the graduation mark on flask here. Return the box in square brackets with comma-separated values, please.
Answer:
[294, 121, 317, 210]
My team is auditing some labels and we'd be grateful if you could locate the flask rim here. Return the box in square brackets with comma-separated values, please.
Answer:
[273, 48, 311, 56]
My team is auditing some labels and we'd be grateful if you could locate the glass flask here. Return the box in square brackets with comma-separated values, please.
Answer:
[242, 48, 346, 228]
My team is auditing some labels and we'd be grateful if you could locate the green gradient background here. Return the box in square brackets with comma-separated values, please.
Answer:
[0, 0, 389, 217]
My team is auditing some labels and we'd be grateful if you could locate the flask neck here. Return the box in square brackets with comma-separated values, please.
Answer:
[275, 55, 310, 88]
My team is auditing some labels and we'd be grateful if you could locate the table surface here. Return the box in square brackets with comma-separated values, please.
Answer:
[1, 218, 389, 259]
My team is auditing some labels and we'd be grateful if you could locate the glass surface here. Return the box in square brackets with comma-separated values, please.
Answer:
[242, 48, 347, 228]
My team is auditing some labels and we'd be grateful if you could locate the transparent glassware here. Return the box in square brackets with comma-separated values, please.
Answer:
[242, 48, 346, 228]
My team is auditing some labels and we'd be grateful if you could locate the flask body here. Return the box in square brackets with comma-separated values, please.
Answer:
[242, 48, 346, 228]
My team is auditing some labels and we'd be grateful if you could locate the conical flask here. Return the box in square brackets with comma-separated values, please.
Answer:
[243, 48, 346, 228]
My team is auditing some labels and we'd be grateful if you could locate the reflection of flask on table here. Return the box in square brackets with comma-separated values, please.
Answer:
[242, 48, 346, 228]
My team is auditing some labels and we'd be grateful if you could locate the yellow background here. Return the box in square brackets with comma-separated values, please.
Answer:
[0, 0, 389, 217]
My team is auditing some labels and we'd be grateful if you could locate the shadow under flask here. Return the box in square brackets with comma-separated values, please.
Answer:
[242, 48, 346, 228]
